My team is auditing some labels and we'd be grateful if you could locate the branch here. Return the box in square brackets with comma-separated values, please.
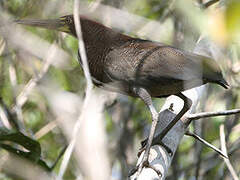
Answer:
[130, 107, 187, 180]
[74, 1, 168, 42]
[57, 0, 92, 177]
[12, 43, 57, 136]
[57, 0, 106, 179]
[186, 109, 240, 122]
[34, 121, 57, 139]
[220, 125, 239, 180]
[0, 98, 18, 130]
[15, 43, 55, 108]
[185, 130, 227, 159]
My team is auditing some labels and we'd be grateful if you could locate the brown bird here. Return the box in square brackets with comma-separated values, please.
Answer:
[16, 15, 228, 174]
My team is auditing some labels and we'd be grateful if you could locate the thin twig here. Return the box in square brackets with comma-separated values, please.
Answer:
[193, 120, 203, 179]
[185, 130, 228, 159]
[74, 2, 93, 90]
[16, 43, 56, 108]
[50, 145, 67, 171]
[0, 105, 10, 128]
[173, 136, 240, 177]
[0, 98, 20, 130]
[186, 109, 240, 122]
[8, 57, 27, 133]
[14, 106, 28, 135]
[35, 121, 57, 139]
[0, 99, 12, 129]
[220, 125, 239, 180]
[89, 0, 103, 11]
[57, 0, 94, 179]
[11, 43, 56, 136]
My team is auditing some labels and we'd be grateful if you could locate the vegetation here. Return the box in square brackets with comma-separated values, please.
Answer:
[0, 0, 239, 179]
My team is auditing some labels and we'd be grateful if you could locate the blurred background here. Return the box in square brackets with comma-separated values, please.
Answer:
[0, 0, 239, 179]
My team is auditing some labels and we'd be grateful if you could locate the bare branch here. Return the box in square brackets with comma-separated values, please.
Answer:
[8, 55, 27, 132]
[74, 1, 169, 42]
[74, 1, 93, 91]
[185, 130, 228, 159]
[35, 121, 57, 139]
[220, 125, 239, 180]
[0, 97, 21, 131]
[9, 43, 57, 136]
[16, 43, 56, 108]
[50, 146, 67, 171]
[0, 104, 11, 129]
[57, 0, 98, 179]
[186, 109, 240, 122]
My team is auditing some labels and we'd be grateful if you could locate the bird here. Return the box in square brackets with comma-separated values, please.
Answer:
[15, 15, 228, 175]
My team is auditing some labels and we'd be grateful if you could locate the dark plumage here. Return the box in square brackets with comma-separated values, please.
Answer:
[16, 15, 228, 174]
[16, 15, 228, 95]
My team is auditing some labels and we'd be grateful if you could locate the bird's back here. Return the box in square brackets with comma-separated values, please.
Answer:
[16, 15, 228, 96]
[102, 38, 225, 97]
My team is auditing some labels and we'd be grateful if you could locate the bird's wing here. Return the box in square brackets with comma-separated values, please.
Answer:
[140, 46, 205, 82]
[103, 40, 204, 86]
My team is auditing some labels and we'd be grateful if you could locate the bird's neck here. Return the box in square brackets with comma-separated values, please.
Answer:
[75, 17, 131, 80]
[78, 17, 131, 48]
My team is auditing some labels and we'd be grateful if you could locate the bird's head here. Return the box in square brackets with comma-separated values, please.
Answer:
[16, 15, 76, 36]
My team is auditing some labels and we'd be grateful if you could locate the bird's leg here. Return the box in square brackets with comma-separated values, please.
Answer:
[130, 87, 161, 176]
[141, 93, 192, 151]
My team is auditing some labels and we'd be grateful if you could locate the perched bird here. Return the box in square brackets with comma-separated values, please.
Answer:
[16, 15, 228, 174]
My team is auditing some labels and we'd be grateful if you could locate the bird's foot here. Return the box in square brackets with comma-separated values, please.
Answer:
[129, 135, 173, 178]
[128, 153, 162, 178]
[139, 135, 173, 156]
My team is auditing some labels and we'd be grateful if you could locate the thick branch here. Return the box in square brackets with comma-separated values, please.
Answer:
[130, 107, 187, 180]
[185, 130, 227, 158]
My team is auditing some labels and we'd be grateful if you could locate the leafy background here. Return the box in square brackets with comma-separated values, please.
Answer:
[0, 0, 240, 179]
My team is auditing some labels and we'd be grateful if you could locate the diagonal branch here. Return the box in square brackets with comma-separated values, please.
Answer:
[220, 125, 239, 180]
[15, 43, 56, 108]
[57, 0, 94, 179]
[12, 43, 57, 136]
[185, 130, 228, 159]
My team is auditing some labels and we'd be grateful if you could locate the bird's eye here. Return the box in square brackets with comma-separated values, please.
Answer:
[66, 17, 72, 24]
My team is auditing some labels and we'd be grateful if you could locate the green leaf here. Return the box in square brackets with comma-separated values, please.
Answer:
[0, 127, 41, 162]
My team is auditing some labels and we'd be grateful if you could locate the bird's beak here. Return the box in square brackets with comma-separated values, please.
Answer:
[15, 18, 71, 33]
[217, 78, 229, 89]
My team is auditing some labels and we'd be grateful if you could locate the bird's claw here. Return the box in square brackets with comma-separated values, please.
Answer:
[129, 138, 172, 178]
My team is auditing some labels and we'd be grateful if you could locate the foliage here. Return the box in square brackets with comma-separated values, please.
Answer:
[0, 0, 239, 179]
